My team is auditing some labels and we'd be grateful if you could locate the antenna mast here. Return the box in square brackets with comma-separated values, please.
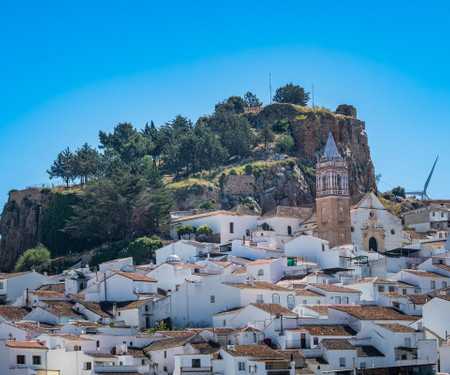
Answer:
[269, 73, 272, 104]
[312, 83, 315, 107]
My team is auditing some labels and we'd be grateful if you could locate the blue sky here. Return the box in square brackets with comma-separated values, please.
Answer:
[1, 1, 449, 209]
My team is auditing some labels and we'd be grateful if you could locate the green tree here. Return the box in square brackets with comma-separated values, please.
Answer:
[273, 82, 310, 106]
[141, 121, 163, 164]
[215, 96, 247, 114]
[118, 236, 162, 265]
[73, 143, 102, 185]
[177, 225, 196, 239]
[14, 245, 51, 273]
[392, 186, 406, 198]
[47, 147, 75, 187]
[196, 225, 212, 237]
[244, 91, 263, 107]
[261, 122, 275, 150]
[275, 134, 295, 152]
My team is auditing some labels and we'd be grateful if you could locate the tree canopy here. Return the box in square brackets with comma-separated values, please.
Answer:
[14, 245, 51, 273]
[244, 92, 263, 107]
[273, 83, 310, 106]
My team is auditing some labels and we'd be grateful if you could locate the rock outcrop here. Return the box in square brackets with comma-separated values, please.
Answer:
[0, 189, 53, 272]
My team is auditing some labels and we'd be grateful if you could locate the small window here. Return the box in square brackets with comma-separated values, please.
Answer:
[74, 345, 81, 351]
[313, 337, 319, 346]
[351, 226, 355, 232]
[322, 244, 325, 252]
[391, 229, 395, 235]
[164, 366, 168, 372]
[402, 289, 407, 295]
[339, 357, 346, 367]
[404, 338, 411, 347]
[145, 304, 149, 311]
[257, 269, 264, 276]
[84, 362, 92, 370]
[0, 282, 3, 289]
[223, 319, 226, 326]
[317, 300, 321, 305]
[142, 359, 145, 365]
[360, 362, 366, 369]
[287, 226, 292, 235]
[431, 281, 436, 289]
[164, 350, 167, 358]
[238, 361, 245, 371]
[443, 281, 447, 288]
[192, 359, 201, 368]
[432, 212, 436, 217]
[388, 286, 395, 293]
[210, 295, 215, 303]
[17, 355, 25, 365]
[117, 311, 121, 316]
[32, 356, 42, 365]
[392, 301, 400, 309]
[229, 222, 234, 234]
[303, 300, 307, 305]
[342, 297, 348, 304]
[378, 285, 385, 292]
[272, 293, 280, 304]
[335, 296, 341, 304]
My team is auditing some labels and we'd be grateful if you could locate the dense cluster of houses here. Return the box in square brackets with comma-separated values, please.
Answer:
[0, 133, 449, 375]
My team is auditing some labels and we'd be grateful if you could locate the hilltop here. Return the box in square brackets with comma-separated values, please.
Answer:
[0, 102, 376, 272]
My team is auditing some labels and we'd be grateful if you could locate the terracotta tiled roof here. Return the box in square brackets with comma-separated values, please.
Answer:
[321, 339, 356, 350]
[29, 290, 67, 299]
[435, 264, 450, 272]
[86, 352, 117, 358]
[396, 281, 417, 288]
[127, 347, 146, 358]
[251, 303, 297, 316]
[248, 259, 279, 265]
[330, 305, 418, 321]
[144, 333, 197, 352]
[303, 305, 329, 316]
[407, 294, 432, 305]
[241, 326, 261, 332]
[41, 301, 83, 318]
[213, 307, 243, 316]
[356, 345, 385, 357]
[36, 283, 66, 293]
[116, 299, 152, 311]
[10, 321, 47, 333]
[0, 306, 30, 320]
[113, 270, 157, 282]
[404, 270, 448, 278]
[437, 295, 450, 302]
[224, 281, 293, 292]
[49, 334, 96, 341]
[300, 325, 356, 337]
[0, 271, 31, 280]
[295, 289, 321, 297]
[378, 323, 416, 333]
[277, 349, 305, 360]
[379, 292, 408, 299]
[232, 266, 248, 274]
[349, 277, 397, 285]
[262, 205, 314, 221]
[224, 344, 284, 358]
[296, 367, 315, 374]
[210, 327, 238, 334]
[77, 301, 111, 318]
[6, 341, 48, 349]
[308, 283, 361, 293]
[153, 330, 197, 338]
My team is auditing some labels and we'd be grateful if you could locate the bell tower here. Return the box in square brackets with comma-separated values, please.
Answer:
[315, 132, 351, 248]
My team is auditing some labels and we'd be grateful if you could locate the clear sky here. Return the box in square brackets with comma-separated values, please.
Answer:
[1, 1, 449, 210]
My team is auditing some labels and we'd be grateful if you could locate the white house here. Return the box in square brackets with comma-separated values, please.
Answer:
[305, 283, 361, 305]
[156, 240, 218, 264]
[147, 258, 203, 291]
[0, 340, 49, 374]
[115, 298, 154, 329]
[170, 210, 259, 244]
[346, 277, 398, 302]
[0, 270, 56, 304]
[246, 258, 286, 284]
[350, 192, 403, 252]
[414, 295, 450, 342]
[229, 239, 284, 261]
[389, 269, 449, 293]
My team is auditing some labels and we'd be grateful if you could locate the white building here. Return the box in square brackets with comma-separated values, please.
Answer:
[350, 192, 403, 252]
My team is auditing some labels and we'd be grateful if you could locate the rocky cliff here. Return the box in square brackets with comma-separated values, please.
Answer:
[0, 189, 53, 272]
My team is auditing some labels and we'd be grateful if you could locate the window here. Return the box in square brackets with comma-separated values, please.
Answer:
[431, 281, 436, 289]
[84, 362, 92, 370]
[313, 337, 319, 346]
[0, 281, 3, 289]
[210, 295, 215, 303]
[391, 229, 395, 235]
[238, 361, 245, 371]
[335, 296, 341, 304]
[303, 300, 307, 305]
[74, 345, 81, 351]
[404, 338, 411, 347]
[223, 319, 226, 326]
[392, 302, 400, 309]
[272, 293, 280, 304]
[229, 222, 234, 234]
[17, 355, 25, 365]
[339, 357, 346, 367]
[402, 289, 407, 295]
[287, 294, 295, 309]
[164, 350, 167, 358]
[342, 297, 348, 304]
[32, 356, 41, 365]
[432, 212, 436, 217]
[145, 304, 149, 311]
[322, 244, 325, 252]
[257, 269, 264, 276]
[360, 362, 366, 369]
[192, 359, 201, 368]
[443, 281, 448, 288]
[256, 294, 263, 303]
[415, 289, 420, 294]
[378, 285, 385, 292]
[317, 300, 321, 305]
[287, 226, 292, 235]
[118, 312, 121, 316]
[142, 359, 146, 365]
[389, 286, 395, 293]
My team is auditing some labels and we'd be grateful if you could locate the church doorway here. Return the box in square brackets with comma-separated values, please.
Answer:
[369, 237, 378, 252]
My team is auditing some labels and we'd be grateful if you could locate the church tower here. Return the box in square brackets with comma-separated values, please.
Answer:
[315, 132, 351, 248]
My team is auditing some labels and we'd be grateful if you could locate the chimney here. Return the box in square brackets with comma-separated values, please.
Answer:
[26, 289, 29, 307]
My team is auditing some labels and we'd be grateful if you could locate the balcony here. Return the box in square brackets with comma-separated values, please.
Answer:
[180, 365, 212, 374]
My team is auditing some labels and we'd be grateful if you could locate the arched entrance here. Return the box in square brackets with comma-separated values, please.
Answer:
[369, 237, 378, 252]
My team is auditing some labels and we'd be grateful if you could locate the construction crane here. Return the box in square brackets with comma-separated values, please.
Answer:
[406, 156, 439, 200]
